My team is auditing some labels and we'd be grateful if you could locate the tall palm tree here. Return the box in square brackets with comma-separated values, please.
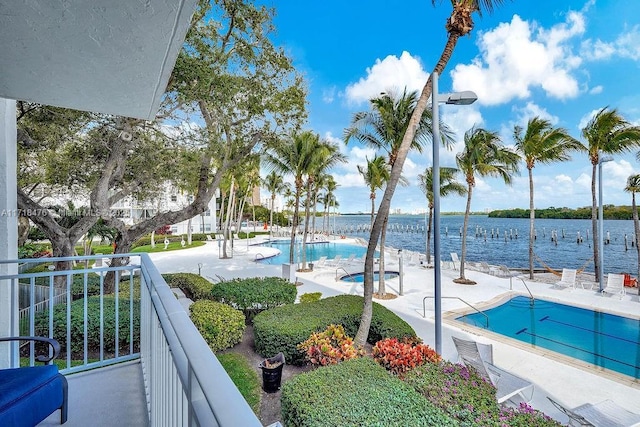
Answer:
[418, 167, 466, 263]
[347, 1, 506, 347]
[625, 174, 640, 280]
[346, 89, 450, 303]
[455, 126, 520, 284]
[320, 176, 338, 233]
[358, 156, 389, 229]
[581, 107, 640, 282]
[514, 117, 583, 279]
[262, 171, 288, 240]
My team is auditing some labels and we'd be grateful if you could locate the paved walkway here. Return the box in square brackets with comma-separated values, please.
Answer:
[148, 235, 640, 425]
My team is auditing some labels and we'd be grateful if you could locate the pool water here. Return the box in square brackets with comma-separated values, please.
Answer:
[456, 296, 640, 379]
[255, 240, 373, 265]
[339, 271, 400, 283]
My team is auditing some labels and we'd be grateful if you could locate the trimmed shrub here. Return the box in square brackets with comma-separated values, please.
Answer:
[209, 277, 296, 321]
[253, 295, 416, 365]
[190, 300, 245, 352]
[33, 295, 140, 356]
[299, 292, 321, 303]
[297, 324, 364, 366]
[281, 358, 456, 427]
[133, 233, 209, 248]
[403, 361, 560, 426]
[163, 273, 214, 301]
[373, 337, 441, 376]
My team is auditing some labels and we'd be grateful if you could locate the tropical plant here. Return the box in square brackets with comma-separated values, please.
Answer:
[345, 0, 507, 347]
[625, 174, 640, 280]
[358, 156, 390, 229]
[455, 126, 520, 284]
[297, 324, 364, 366]
[320, 176, 338, 233]
[418, 167, 466, 262]
[372, 337, 441, 376]
[345, 89, 447, 304]
[262, 171, 289, 240]
[581, 107, 640, 282]
[513, 117, 583, 279]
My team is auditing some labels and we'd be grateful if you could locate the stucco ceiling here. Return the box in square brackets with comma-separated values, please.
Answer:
[0, 0, 197, 119]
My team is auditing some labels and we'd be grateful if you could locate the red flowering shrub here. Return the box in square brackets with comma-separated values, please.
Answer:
[373, 337, 441, 376]
[297, 324, 364, 366]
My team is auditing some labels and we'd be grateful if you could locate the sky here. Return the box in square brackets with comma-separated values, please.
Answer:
[263, 0, 640, 214]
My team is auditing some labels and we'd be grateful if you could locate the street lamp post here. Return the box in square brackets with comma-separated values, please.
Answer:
[598, 154, 613, 290]
[431, 71, 477, 355]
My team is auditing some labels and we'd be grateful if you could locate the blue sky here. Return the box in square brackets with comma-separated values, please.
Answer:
[265, 0, 640, 214]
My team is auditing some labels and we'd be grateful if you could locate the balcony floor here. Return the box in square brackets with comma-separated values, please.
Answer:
[39, 360, 148, 427]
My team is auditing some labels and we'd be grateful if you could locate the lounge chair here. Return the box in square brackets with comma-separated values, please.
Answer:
[452, 336, 534, 405]
[450, 253, 460, 270]
[342, 254, 356, 266]
[555, 268, 578, 290]
[314, 256, 328, 268]
[548, 396, 640, 427]
[602, 273, 625, 299]
[326, 255, 342, 267]
[623, 273, 638, 288]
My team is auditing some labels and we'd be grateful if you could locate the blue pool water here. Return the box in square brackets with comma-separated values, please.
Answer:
[456, 296, 640, 379]
[339, 271, 399, 283]
[255, 240, 371, 265]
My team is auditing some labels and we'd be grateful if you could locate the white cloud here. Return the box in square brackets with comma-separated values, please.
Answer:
[589, 85, 603, 95]
[450, 13, 584, 105]
[577, 108, 600, 130]
[581, 25, 640, 61]
[322, 86, 337, 103]
[514, 102, 560, 126]
[344, 51, 429, 105]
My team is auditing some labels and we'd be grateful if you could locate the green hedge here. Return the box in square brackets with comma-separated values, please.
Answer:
[253, 295, 416, 365]
[209, 277, 296, 321]
[33, 295, 140, 356]
[281, 358, 456, 427]
[190, 300, 245, 352]
[133, 233, 209, 248]
[163, 273, 214, 301]
[299, 292, 322, 303]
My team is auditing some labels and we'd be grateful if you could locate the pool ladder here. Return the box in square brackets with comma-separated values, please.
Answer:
[511, 276, 535, 305]
[422, 296, 490, 328]
[335, 267, 353, 281]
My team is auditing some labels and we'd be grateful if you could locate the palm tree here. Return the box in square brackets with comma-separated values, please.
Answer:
[262, 171, 288, 240]
[320, 177, 338, 233]
[346, 1, 506, 347]
[418, 167, 466, 263]
[581, 107, 640, 282]
[514, 117, 583, 279]
[358, 156, 389, 229]
[625, 174, 640, 280]
[455, 126, 520, 284]
[346, 89, 450, 304]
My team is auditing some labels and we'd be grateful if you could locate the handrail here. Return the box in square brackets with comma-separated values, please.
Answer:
[511, 277, 535, 305]
[422, 296, 489, 328]
[254, 252, 265, 261]
[335, 267, 352, 281]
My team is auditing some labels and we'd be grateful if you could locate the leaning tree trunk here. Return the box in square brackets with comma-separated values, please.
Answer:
[289, 186, 302, 265]
[270, 195, 275, 239]
[458, 185, 473, 282]
[378, 214, 389, 297]
[591, 163, 600, 282]
[354, 33, 460, 347]
[528, 167, 535, 280]
[300, 182, 312, 270]
[426, 204, 433, 262]
[222, 180, 235, 259]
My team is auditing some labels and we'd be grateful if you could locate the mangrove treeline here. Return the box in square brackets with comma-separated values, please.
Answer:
[488, 205, 635, 220]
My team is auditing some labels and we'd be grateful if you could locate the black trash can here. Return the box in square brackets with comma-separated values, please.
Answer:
[259, 352, 285, 393]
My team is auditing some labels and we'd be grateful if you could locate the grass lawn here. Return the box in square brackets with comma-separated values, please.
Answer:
[20, 358, 98, 370]
[217, 353, 261, 414]
[130, 241, 205, 253]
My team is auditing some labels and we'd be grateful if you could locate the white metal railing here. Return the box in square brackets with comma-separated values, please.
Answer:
[0, 253, 261, 426]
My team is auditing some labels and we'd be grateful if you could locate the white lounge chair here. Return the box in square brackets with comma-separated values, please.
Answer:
[450, 253, 460, 270]
[452, 336, 534, 405]
[326, 255, 342, 267]
[313, 256, 327, 268]
[342, 254, 356, 266]
[555, 268, 578, 290]
[548, 396, 640, 427]
[602, 273, 626, 299]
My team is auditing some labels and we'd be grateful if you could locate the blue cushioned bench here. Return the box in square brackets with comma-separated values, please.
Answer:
[0, 337, 68, 426]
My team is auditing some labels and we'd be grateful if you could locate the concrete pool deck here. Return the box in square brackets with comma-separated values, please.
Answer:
[148, 235, 640, 425]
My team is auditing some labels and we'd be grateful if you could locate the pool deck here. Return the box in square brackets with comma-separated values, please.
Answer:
[148, 234, 640, 425]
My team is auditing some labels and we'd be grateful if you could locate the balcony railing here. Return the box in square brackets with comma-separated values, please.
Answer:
[0, 253, 262, 426]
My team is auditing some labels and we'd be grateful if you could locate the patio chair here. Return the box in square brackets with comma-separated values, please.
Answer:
[325, 255, 342, 267]
[0, 336, 68, 426]
[314, 256, 328, 268]
[452, 336, 534, 405]
[602, 273, 625, 299]
[547, 396, 640, 427]
[623, 273, 638, 288]
[450, 253, 460, 270]
[555, 268, 578, 290]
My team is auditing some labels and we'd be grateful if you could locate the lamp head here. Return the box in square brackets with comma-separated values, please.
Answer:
[446, 91, 478, 105]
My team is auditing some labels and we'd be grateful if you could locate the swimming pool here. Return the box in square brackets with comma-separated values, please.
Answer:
[255, 240, 371, 265]
[339, 271, 399, 283]
[456, 296, 640, 379]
